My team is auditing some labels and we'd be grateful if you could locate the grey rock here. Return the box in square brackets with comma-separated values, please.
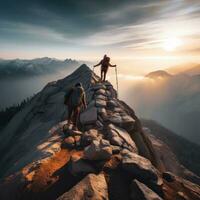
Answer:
[57, 173, 109, 200]
[96, 120, 104, 130]
[87, 100, 95, 108]
[80, 107, 97, 125]
[121, 149, 158, 182]
[108, 113, 135, 131]
[107, 100, 118, 108]
[81, 129, 99, 147]
[95, 99, 107, 107]
[95, 94, 107, 101]
[83, 139, 112, 161]
[108, 124, 138, 152]
[131, 179, 163, 200]
[95, 89, 106, 96]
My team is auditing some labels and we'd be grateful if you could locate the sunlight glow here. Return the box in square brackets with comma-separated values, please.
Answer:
[163, 37, 182, 51]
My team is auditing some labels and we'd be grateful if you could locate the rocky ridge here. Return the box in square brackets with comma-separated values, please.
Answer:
[0, 65, 200, 200]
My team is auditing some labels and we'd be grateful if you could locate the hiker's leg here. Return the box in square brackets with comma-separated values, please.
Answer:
[68, 106, 73, 124]
[103, 70, 107, 81]
[74, 106, 81, 129]
[101, 70, 103, 81]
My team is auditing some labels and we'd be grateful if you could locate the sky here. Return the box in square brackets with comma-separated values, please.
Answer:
[0, 0, 200, 71]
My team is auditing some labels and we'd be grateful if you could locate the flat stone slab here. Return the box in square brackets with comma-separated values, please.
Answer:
[96, 99, 107, 107]
[121, 149, 158, 182]
[57, 174, 109, 200]
[108, 124, 138, 152]
[95, 89, 106, 96]
[131, 179, 163, 200]
[80, 107, 97, 125]
[83, 139, 112, 161]
[108, 113, 135, 131]
[95, 94, 107, 101]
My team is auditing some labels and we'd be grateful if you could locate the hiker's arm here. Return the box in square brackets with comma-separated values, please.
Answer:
[109, 63, 116, 67]
[93, 61, 102, 67]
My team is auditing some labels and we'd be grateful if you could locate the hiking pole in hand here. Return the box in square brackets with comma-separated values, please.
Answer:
[115, 66, 119, 97]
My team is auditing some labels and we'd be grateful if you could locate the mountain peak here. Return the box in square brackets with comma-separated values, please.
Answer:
[0, 65, 199, 200]
[146, 70, 172, 79]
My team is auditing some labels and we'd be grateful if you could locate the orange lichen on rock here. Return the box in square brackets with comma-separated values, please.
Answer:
[26, 149, 83, 192]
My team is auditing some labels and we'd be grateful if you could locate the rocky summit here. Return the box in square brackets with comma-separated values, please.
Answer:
[0, 65, 200, 200]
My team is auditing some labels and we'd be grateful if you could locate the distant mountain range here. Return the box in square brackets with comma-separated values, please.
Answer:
[0, 57, 82, 78]
[146, 70, 172, 79]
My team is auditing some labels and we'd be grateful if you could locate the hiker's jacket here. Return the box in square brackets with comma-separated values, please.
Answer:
[64, 86, 86, 108]
[100, 57, 110, 71]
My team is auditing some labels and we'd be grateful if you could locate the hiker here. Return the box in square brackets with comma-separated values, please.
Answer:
[93, 55, 116, 82]
[64, 82, 87, 130]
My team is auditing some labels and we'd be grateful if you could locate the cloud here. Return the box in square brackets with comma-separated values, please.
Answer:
[0, 0, 200, 57]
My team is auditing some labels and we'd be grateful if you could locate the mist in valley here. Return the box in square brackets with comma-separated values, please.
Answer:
[114, 73, 200, 145]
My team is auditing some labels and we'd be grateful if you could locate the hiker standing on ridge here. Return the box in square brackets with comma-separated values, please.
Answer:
[64, 82, 87, 130]
[93, 55, 116, 82]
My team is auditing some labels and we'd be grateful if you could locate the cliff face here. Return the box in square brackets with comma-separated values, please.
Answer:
[0, 65, 199, 200]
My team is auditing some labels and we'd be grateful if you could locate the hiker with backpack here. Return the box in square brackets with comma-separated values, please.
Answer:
[64, 82, 87, 130]
[93, 55, 116, 82]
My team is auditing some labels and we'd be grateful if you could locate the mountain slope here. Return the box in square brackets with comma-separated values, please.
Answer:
[141, 119, 200, 177]
[0, 65, 199, 200]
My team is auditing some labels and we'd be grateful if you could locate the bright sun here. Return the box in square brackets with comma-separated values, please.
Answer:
[163, 37, 182, 51]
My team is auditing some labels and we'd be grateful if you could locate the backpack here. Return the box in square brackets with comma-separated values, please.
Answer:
[70, 86, 85, 107]
[101, 57, 110, 70]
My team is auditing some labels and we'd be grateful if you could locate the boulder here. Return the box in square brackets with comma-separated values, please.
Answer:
[83, 139, 112, 161]
[96, 120, 104, 130]
[121, 149, 158, 182]
[95, 94, 107, 101]
[107, 100, 118, 109]
[95, 89, 106, 96]
[110, 136, 124, 147]
[68, 155, 96, 175]
[107, 124, 138, 152]
[62, 136, 75, 149]
[57, 173, 109, 200]
[95, 99, 107, 107]
[87, 100, 95, 109]
[80, 107, 97, 125]
[108, 113, 135, 131]
[131, 179, 163, 200]
[81, 129, 99, 147]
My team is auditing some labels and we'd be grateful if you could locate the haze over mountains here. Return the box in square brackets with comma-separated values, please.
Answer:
[0, 57, 84, 108]
[125, 65, 200, 145]
[0, 57, 80, 77]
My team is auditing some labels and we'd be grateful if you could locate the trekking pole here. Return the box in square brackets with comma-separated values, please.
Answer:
[115, 66, 119, 97]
